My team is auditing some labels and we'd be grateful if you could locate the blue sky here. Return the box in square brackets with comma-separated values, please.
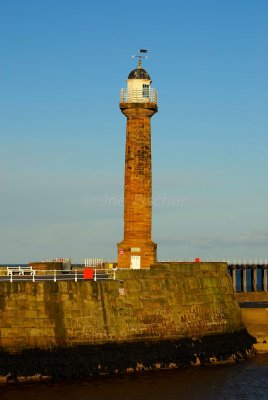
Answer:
[0, 0, 267, 263]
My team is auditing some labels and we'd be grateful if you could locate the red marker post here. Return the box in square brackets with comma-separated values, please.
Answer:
[84, 268, 94, 280]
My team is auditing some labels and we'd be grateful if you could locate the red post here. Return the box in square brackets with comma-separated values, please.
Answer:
[84, 268, 93, 280]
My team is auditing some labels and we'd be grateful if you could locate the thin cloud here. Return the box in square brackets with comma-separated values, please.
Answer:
[158, 231, 268, 249]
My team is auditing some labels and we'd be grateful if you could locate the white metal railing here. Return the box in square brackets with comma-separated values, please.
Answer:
[4, 268, 118, 283]
[6, 266, 35, 276]
[85, 258, 104, 267]
[120, 88, 158, 104]
[157, 258, 268, 265]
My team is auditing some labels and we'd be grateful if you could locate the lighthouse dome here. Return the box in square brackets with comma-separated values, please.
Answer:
[128, 67, 151, 80]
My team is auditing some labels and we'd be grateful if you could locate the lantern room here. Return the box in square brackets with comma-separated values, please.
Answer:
[120, 60, 158, 104]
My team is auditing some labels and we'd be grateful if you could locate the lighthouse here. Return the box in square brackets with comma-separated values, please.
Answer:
[117, 52, 158, 269]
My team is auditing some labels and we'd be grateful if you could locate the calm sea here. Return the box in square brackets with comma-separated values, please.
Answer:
[1, 354, 268, 400]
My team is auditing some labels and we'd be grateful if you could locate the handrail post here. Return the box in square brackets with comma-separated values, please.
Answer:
[54, 270, 56, 282]
[94, 269, 97, 282]
[75, 269, 77, 282]
[10, 272, 12, 283]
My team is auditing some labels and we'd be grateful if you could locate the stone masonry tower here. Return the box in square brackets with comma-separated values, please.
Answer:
[117, 55, 158, 269]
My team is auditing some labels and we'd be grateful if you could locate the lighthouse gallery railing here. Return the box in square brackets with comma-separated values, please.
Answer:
[120, 88, 158, 104]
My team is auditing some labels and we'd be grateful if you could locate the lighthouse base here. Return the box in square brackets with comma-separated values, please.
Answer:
[117, 240, 157, 269]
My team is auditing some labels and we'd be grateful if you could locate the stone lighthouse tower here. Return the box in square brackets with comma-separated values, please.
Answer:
[117, 53, 158, 269]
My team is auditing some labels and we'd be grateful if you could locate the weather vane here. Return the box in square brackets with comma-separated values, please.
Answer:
[132, 49, 148, 65]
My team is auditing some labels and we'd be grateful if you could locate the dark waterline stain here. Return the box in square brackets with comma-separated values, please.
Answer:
[1, 354, 268, 400]
[0, 330, 254, 381]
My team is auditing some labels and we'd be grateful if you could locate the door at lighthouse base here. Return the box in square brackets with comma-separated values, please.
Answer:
[131, 255, 141, 269]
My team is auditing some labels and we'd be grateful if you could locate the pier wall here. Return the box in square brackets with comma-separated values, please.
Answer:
[0, 263, 255, 379]
[0, 263, 245, 349]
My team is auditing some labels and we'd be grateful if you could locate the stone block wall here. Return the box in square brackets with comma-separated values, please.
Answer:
[0, 263, 244, 351]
